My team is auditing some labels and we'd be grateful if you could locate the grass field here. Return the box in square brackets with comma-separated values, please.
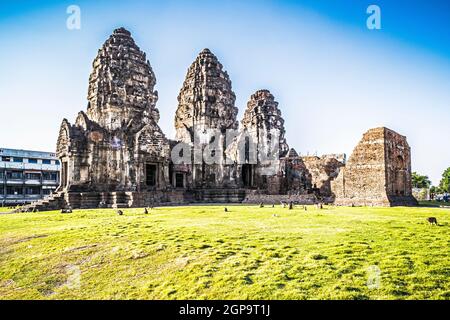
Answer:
[0, 205, 449, 300]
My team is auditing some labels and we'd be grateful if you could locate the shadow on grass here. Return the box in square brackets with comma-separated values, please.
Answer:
[418, 201, 450, 208]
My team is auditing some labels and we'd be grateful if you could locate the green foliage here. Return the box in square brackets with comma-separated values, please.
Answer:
[0, 206, 449, 300]
[411, 172, 431, 189]
[439, 167, 450, 192]
[430, 186, 443, 195]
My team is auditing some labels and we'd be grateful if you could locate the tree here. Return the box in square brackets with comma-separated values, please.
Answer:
[430, 186, 442, 194]
[411, 172, 431, 189]
[439, 167, 450, 193]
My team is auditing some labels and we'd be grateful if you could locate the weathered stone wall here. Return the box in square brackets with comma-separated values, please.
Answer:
[301, 154, 345, 197]
[65, 190, 188, 208]
[281, 151, 311, 194]
[332, 127, 417, 206]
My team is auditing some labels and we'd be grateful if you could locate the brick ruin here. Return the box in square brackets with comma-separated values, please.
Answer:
[24, 28, 417, 211]
[332, 127, 417, 206]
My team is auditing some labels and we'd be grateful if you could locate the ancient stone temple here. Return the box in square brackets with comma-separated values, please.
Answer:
[22, 27, 417, 211]
[332, 127, 417, 206]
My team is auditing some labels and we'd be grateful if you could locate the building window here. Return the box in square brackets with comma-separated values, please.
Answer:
[0, 171, 4, 179]
[13, 157, 23, 163]
[1, 156, 11, 162]
[25, 172, 41, 180]
[7, 186, 23, 195]
[6, 171, 23, 179]
[42, 159, 51, 165]
[42, 172, 58, 181]
[28, 158, 38, 164]
[42, 189, 52, 195]
[25, 187, 41, 195]
[55, 160, 60, 165]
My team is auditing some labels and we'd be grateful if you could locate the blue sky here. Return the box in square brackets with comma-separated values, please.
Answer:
[0, 0, 449, 184]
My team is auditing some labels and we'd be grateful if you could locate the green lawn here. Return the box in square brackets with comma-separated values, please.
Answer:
[0, 205, 449, 300]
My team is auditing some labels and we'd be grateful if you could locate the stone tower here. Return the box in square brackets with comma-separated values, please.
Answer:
[236, 90, 289, 191]
[174, 49, 239, 187]
[241, 90, 289, 157]
[175, 48, 238, 142]
[87, 27, 160, 130]
[57, 28, 170, 194]
[332, 127, 417, 206]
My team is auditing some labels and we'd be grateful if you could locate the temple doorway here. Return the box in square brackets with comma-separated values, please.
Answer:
[394, 155, 406, 195]
[61, 161, 68, 189]
[175, 173, 184, 188]
[242, 164, 254, 187]
[146, 163, 157, 187]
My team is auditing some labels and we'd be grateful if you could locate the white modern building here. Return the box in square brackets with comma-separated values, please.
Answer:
[0, 148, 60, 205]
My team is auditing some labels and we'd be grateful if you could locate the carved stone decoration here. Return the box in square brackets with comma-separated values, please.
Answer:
[241, 90, 289, 158]
[175, 48, 238, 143]
[332, 127, 417, 206]
[87, 27, 159, 130]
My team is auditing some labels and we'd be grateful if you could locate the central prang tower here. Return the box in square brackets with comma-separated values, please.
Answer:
[174, 48, 239, 187]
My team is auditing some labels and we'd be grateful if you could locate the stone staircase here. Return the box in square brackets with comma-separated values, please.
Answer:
[192, 188, 247, 203]
[14, 191, 136, 212]
[388, 195, 419, 207]
[15, 191, 67, 212]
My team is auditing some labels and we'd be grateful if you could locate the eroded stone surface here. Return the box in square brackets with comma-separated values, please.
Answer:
[241, 90, 289, 158]
[175, 48, 238, 143]
[87, 27, 160, 130]
[301, 154, 346, 197]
